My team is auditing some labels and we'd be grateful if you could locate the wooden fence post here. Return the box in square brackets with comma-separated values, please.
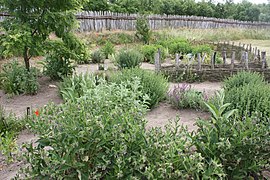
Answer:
[231, 50, 235, 70]
[197, 53, 201, 71]
[262, 51, 267, 69]
[222, 50, 226, 64]
[175, 53, 180, 69]
[155, 49, 161, 72]
[244, 51, 249, 69]
[249, 44, 252, 52]
[211, 52, 216, 69]
[258, 49, 261, 61]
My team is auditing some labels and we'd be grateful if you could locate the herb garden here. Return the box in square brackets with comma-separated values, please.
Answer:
[0, 1, 270, 179]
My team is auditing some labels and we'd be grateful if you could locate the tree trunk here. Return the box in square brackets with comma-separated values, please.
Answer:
[23, 46, 30, 71]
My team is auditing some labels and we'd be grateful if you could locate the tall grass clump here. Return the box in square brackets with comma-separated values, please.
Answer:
[109, 68, 168, 109]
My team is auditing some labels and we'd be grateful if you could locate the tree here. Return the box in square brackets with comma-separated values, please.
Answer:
[1, 0, 88, 71]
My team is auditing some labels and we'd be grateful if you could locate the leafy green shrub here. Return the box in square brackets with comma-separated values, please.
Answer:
[21, 78, 224, 179]
[0, 105, 24, 163]
[91, 50, 105, 63]
[141, 44, 165, 64]
[115, 49, 143, 69]
[224, 72, 270, 122]
[59, 73, 98, 102]
[0, 60, 39, 95]
[225, 82, 270, 122]
[193, 90, 270, 179]
[43, 55, 75, 80]
[192, 44, 212, 55]
[168, 84, 207, 110]
[168, 41, 192, 55]
[100, 41, 115, 59]
[110, 68, 168, 108]
[135, 15, 151, 44]
[224, 71, 264, 90]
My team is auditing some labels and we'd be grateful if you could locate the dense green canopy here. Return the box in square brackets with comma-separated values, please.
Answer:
[83, 0, 270, 22]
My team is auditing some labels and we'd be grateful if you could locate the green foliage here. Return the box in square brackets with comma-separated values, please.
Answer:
[223, 71, 264, 90]
[0, 0, 88, 70]
[59, 74, 98, 102]
[100, 41, 115, 59]
[110, 68, 168, 109]
[224, 72, 270, 122]
[0, 105, 24, 163]
[168, 41, 192, 55]
[135, 15, 151, 44]
[0, 60, 39, 95]
[42, 56, 75, 81]
[115, 48, 143, 69]
[91, 50, 105, 64]
[192, 44, 212, 55]
[168, 84, 207, 110]
[193, 90, 270, 179]
[141, 44, 165, 64]
[21, 77, 224, 179]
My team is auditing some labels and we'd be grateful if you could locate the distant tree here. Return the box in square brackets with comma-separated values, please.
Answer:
[0, 0, 88, 71]
[84, 0, 109, 11]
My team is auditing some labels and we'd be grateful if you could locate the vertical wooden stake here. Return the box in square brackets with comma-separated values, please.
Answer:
[231, 50, 235, 70]
[258, 49, 261, 61]
[197, 53, 201, 71]
[211, 52, 217, 69]
[175, 53, 180, 69]
[155, 50, 160, 72]
[244, 51, 249, 69]
[262, 51, 267, 69]
[222, 50, 226, 64]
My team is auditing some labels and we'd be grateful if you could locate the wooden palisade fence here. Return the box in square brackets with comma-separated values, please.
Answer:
[1, 11, 270, 31]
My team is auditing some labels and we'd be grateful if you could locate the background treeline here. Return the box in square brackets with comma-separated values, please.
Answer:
[83, 0, 270, 22]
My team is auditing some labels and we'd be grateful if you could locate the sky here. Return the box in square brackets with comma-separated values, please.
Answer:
[196, 0, 269, 4]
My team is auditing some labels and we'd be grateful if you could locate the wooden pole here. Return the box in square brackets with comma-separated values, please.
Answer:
[197, 53, 201, 71]
[261, 51, 267, 69]
[231, 50, 235, 69]
[244, 51, 249, 69]
[211, 52, 216, 69]
[222, 50, 226, 64]
[175, 53, 180, 69]
[155, 50, 161, 72]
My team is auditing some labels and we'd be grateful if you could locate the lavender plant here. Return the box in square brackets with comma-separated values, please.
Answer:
[168, 83, 207, 110]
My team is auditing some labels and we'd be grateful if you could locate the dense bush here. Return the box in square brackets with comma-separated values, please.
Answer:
[100, 41, 115, 59]
[224, 72, 270, 122]
[223, 71, 264, 90]
[0, 60, 39, 95]
[141, 44, 165, 64]
[43, 56, 75, 80]
[168, 84, 207, 110]
[193, 91, 270, 179]
[192, 44, 212, 55]
[115, 49, 143, 69]
[91, 50, 105, 64]
[59, 73, 98, 102]
[21, 78, 224, 179]
[168, 41, 192, 55]
[109, 68, 168, 109]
